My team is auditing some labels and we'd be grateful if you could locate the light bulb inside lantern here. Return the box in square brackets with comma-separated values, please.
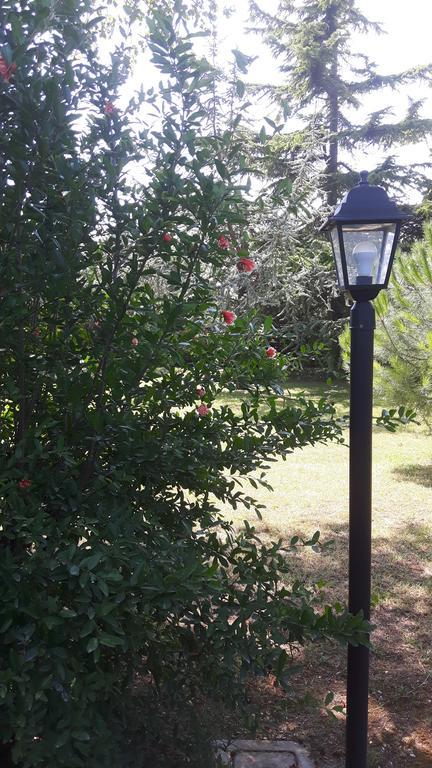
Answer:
[352, 241, 378, 279]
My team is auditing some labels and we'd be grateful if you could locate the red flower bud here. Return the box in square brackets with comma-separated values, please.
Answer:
[104, 100, 116, 116]
[34, 328, 41, 338]
[237, 258, 256, 273]
[131, 337, 139, 347]
[162, 232, 172, 243]
[221, 310, 236, 325]
[0, 56, 17, 83]
[217, 235, 230, 249]
[266, 346, 277, 358]
[196, 385, 206, 398]
[196, 403, 210, 417]
[19, 479, 32, 490]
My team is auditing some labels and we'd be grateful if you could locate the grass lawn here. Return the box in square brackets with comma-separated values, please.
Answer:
[218, 379, 432, 768]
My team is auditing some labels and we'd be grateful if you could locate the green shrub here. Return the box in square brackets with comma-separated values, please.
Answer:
[0, 3, 368, 766]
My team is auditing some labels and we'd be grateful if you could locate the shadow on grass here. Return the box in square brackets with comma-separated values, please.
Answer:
[392, 462, 432, 488]
[275, 518, 432, 767]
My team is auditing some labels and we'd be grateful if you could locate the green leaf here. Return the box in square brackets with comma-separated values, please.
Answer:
[99, 632, 125, 648]
[0, 618, 13, 633]
[86, 638, 99, 653]
[264, 117, 277, 130]
[215, 159, 228, 180]
[131, 562, 145, 586]
[59, 607, 77, 619]
[80, 552, 102, 571]
[72, 731, 91, 742]
[236, 80, 246, 98]
[80, 621, 96, 638]
[232, 48, 256, 74]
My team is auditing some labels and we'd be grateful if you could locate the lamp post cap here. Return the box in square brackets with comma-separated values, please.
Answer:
[321, 172, 410, 225]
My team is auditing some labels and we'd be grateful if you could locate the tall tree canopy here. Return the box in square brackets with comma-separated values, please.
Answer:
[251, 0, 432, 205]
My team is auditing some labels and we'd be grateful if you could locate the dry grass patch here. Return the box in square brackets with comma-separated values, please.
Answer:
[217, 381, 432, 768]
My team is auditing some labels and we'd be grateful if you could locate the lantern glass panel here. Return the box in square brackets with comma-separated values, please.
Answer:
[330, 228, 345, 287]
[341, 223, 396, 287]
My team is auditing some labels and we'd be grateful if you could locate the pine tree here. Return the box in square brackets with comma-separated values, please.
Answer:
[374, 225, 432, 431]
[250, 0, 432, 206]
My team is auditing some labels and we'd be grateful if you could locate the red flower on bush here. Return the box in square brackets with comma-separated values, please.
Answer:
[131, 337, 139, 347]
[237, 258, 256, 273]
[0, 56, 17, 83]
[196, 385, 206, 398]
[217, 235, 230, 249]
[104, 100, 116, 116]
[196, 403, 210, 417]
[162, 232, 172, 243]
[266, 346, 277, 358]
[221, 310, 236, 325]
[34, 327, 41, 338]
[19, 479, 32, 490]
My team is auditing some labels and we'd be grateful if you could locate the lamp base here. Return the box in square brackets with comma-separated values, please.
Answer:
[348, 286, 381, 301]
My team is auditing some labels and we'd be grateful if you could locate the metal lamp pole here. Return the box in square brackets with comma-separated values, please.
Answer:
[319, 171, 410, 768]
[346, 298, 375, 767]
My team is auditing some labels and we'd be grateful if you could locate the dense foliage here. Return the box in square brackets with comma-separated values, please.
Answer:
[374, 226, 432, 430]
[0, 2, 370, 766]
[217, 0, 432, 372]
[224, 231, 346, 375]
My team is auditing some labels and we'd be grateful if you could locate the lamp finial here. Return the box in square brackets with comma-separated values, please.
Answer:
[359, 170, 369, 185]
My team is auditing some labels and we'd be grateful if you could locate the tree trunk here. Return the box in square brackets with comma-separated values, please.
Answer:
[325, 3, 339, 207]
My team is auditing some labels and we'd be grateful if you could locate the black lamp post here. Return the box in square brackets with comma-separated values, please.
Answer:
[320, 172, 410, 768]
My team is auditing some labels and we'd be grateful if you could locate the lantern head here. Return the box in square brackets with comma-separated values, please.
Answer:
[320, 172, 410, 300]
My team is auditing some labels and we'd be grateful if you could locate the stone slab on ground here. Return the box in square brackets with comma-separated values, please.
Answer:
[214, 739, 315, 768]
[235, 752, 297, 767]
